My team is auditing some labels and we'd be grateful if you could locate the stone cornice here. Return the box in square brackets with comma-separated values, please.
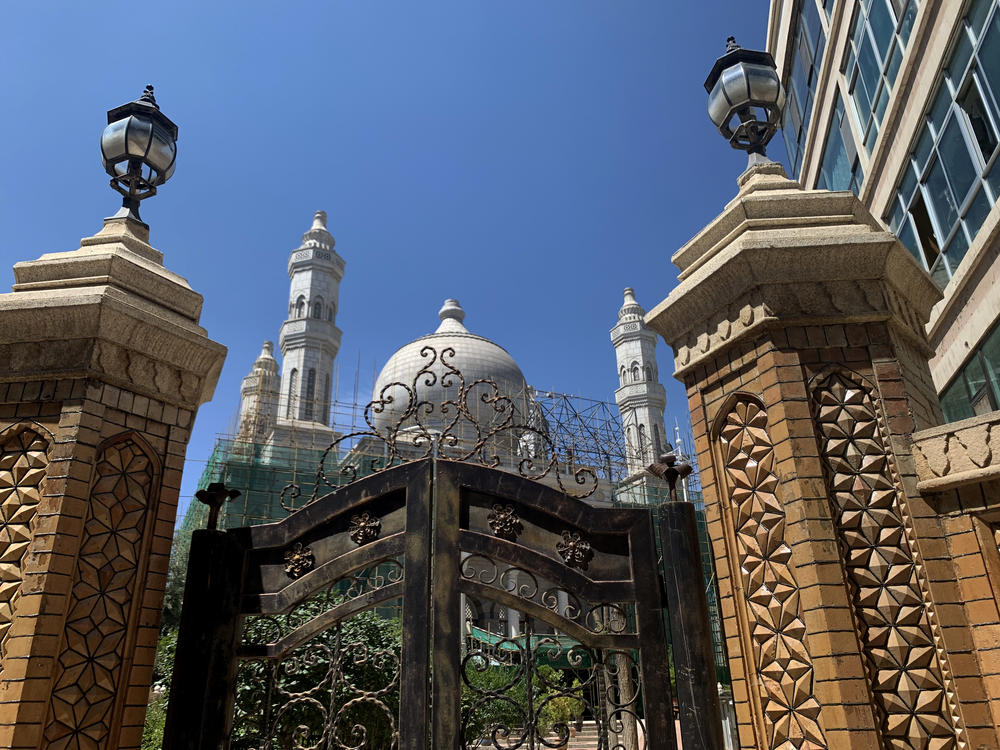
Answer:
[0, 218, 226, 408]
[610, 319, 658, 347]
[912, 412, 1000, 494]
[647, 168, 941, 378]
[0, 286, 225, 408]
[13, 245, 203, 322]
[278, 318, 343, 357]
[287, 245, 346, 281]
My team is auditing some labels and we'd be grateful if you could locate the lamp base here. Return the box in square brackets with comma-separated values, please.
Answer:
[746, 150, 774, 169]
[106, 204, 149, 231]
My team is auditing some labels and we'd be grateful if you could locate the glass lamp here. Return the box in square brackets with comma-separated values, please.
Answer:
[704, 38, 784, 157]
[100, 85, 178, 222]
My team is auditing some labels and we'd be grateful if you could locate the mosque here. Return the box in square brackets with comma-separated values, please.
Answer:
[162, 210, 728, 708]
[187, 209, 686, 530]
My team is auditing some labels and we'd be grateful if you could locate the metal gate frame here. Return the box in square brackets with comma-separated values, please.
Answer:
[163, 458, 680, 748]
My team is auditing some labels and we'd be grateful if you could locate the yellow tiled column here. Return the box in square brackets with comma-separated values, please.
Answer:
[0, 217, 225, 750]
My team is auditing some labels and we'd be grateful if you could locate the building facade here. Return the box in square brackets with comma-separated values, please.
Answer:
[768, 0, 1000, 420]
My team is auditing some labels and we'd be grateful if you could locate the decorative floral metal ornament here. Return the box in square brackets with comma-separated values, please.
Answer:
[280, 345, 598, 512]
[349, 512, 381, 546]
[283, 542, 314, 579]
[487, 503, 522, 541]
[556, 530, 593, 570]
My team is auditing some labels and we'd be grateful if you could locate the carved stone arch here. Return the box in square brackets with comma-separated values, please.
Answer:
[708, 389, 761, 441]
[43, 430, 163, 750]
[806, 362, 879, 395]
[710, 392, 828, 750]
[0, 420, 53, 672]
[808, 365, 963, 746]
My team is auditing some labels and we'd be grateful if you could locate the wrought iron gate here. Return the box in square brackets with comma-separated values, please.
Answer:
[163, 347, 697, 749]
[164, 458, 677, 749]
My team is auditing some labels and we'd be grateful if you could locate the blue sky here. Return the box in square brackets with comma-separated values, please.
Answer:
[1, 1, 784, 521]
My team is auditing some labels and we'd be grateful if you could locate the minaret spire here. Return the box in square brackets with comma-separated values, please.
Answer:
[611, 287, 668, 479]
[277, 210, 346, 425]
[238, 341, 280, 439]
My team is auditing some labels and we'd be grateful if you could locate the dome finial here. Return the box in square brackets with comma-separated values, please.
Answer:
[623, 287, 636, 304]
[439, 298, 466, 323]
[312, 210, 327, 230]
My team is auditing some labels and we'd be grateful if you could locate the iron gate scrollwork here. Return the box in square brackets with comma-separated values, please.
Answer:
[164, 348, 679, 749]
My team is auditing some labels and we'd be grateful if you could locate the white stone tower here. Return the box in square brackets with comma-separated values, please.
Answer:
[611, 287, 668, 476]
[237, 341, 280, 439]
[277, 211, 345, 426]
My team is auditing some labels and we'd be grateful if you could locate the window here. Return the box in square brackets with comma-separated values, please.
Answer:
[631, 363, 640, 382]
[940, 321, 1000, 422]
[313, 301, 322, 319]
[321, 373, 332, 426]
[327, 304, 335, 322]
[620, 366, 627, 386]
[782, 0, 828, 178]
[287, 369, 298, 418]
[644, 364, 652, 381]
[817, 94, 865, 193]
[295, 296, 305, 318]
[304, 369, 316, 421]
[884, 0, 1000, 288]
[960, 82, 998, 157]
[843, 0, 919, 154]
[638, 425, 648, 464]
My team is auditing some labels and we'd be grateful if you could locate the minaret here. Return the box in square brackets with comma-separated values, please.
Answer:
[237, 341, 280, 439]
[611, 287, 668, 476]
[277, 211, 345, 425]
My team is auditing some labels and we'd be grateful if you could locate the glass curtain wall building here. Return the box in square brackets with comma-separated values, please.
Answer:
[767, 0, 1000, 423]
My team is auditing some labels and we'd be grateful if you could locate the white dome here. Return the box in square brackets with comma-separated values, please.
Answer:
[371, 299, 529, 433]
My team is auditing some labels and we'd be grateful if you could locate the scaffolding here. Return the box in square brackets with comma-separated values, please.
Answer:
[186, 379, 700, 528]
[172, 362, 727, 682]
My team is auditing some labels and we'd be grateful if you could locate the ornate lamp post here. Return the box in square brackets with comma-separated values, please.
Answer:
[704, 37, 784, 163]
[100, 85, 178, 223]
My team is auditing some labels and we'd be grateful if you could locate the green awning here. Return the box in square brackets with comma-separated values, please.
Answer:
[468, 626, 592, 669]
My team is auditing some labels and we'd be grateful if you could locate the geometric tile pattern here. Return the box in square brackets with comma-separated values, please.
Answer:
[719, 399, 828, 750]
[811, 371, 957, 750]
[0, 428, 48, 669]
[43, 438, 154, 750]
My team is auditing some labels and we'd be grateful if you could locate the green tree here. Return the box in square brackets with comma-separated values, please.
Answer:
[141, 630, 177, 749]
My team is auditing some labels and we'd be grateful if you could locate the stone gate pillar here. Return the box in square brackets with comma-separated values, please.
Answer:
[0, 215, 225, 749]
[647, 162, 992, 749]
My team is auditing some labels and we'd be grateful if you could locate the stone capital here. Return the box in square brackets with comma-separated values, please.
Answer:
[645, 164, 941, 378]
[0, 217, 226, 408]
